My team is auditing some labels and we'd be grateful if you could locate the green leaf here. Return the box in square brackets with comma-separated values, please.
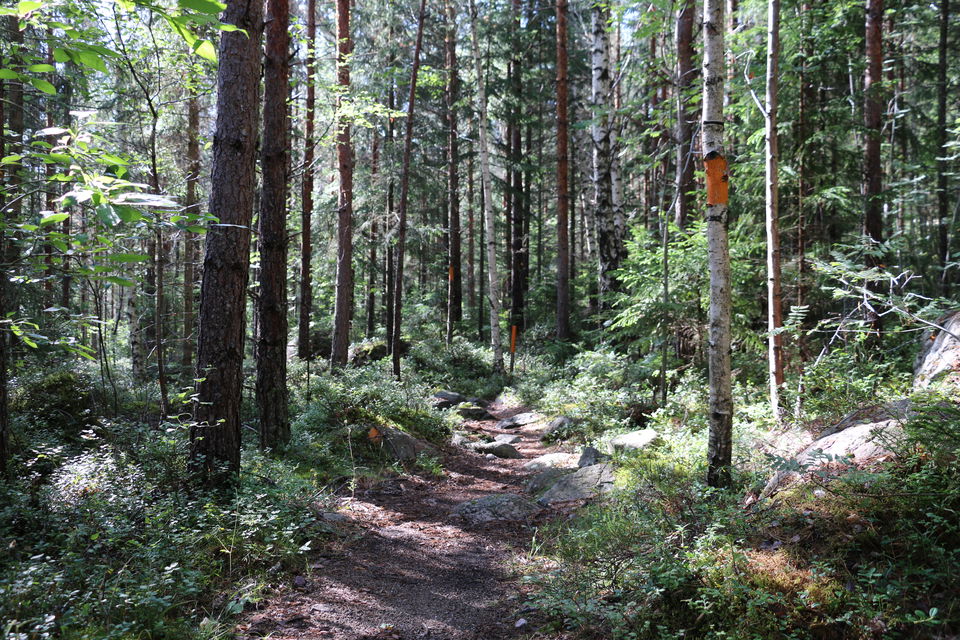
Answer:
[114, 205, 143, 223]
[106, 253, 149, 263]
[76, 50, 108, 73]
[1, 155, 23, 165]
[52, 48, 70, 63]
[96, 203, 120, 227]
[193, 39, 218, 63]
[40, 213, 69, 226]
[17, 0, 43, 16]
[27, 63, 54, 73]
[29, 77, 56, 95]
[178, 0, 226, 13]
[0, 69, 19, 79]
[105, 276, 135, 287]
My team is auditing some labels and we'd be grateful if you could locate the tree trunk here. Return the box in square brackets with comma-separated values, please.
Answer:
[182, 92, 200, 376]
[331, 0, 354, 368]
[390, 0, 427, 379]
[469, 0, 504, 372]
[675, 0, 696, 229]
[765, 0, 784, 421]
[0, 72, 7, 478]
[556, 0, 571, 341]
[467, 150, 477, 310]
[191, 0, 263, 486]
[367, 130, 379, 338]
[445, 0, 462, 344]
[863, 0, 884, 337]
[298, 0, 316, 360]
[256, 0, 291, 449]
[509, 0, 524, 370]
[936, 0, 950, 293]
[703, 0, 734, 488]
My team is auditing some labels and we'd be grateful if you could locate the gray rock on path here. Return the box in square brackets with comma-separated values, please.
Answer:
[522, 452, 579, 471]
[458, 405, 495, 420]
[471, 441, 523, 459]
[607, 429, 661, 454]
[431, 390, 468, 410]
[450, 433, 473, 448]
[540, 416, 577, 441]
[375, 425, 432, 462]
[578, 446, 611, 467]
[538, 463, 616, 505]
[496, 412, 541, 429]
[494, 434, 523, 445]
[451, 494, 540, 524]
[914, 310, 960, 390]
[524, 468, 572, 495]
[760, 418, 907, 499]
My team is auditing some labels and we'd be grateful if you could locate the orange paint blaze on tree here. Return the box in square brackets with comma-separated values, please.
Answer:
[705, 154, 729, 205]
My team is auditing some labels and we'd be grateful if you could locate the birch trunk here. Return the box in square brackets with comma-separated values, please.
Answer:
[765, 0, 784, 422]
[469, 0, 504, 372]
[703, 0, 734, 488]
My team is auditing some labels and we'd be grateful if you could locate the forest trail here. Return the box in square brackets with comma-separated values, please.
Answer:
[238, 401, 564, 640]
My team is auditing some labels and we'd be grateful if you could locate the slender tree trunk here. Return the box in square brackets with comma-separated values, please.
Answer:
[470, 0, 504, 372]
[366, 130, 379, 338]
[182, 92, 200, 376]
[675, 0, 696, 229]
[765, 0, 784, 421]
[936, 0, 950, 293]
[864, 0, 884, 336]
[384, 84, 396, 351]
[391, 0, 428, 379]
[0, 72, 7, 478]
[191, 0, 263, 486]
[256, 0, 291, 449]
[556, 0, 571, 340]
[703, 0, 734, 488]
[331, 0, 354, 367]
[445, 0, 462, 344]
[467, 151, 477, 310]
[298, 0, 316, 360]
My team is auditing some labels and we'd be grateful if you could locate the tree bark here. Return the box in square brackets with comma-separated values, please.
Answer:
[863, 0, 884, 338]
[331, 0, 354, 368]
[191, 0, 263, 486]
[366, 130, 379, 338]
[469, 0, 504, 372]
[765, 0, 784, 421]
[675, 0, 696, 229]
[703, 0, 734, 488]
[390, 0, 428, 379]
[182, 92, 200, 376]
[298, 0, 316, 360]
[556, 0, 571, 341]
[936, 0, 950, 293]
[445, 0, 462, 344]
[256, 0, 291, 449]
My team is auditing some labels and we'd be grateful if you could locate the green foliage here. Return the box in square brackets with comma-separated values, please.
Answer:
[406, 337, 508, 400]
[10, 369, 96, 439]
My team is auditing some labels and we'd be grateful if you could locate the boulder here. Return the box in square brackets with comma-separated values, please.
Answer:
[451, 494, 540, 524]
[522, 452, 579, 471]
[450, 433, 473, 448]
[471, 441, 523, 459]
[496, 412, 542, 429]
[540, 416, 577, 441]
[458, 404, 494, 420]
[578, 446, 611, 468]
[607, 429, 661, 454]
[524, 468, 572, 495]
[348, 340, 388, 366]
[538, 463, 615, 505]
[494, 434, 523, 445]
[431, 390, 468, 410]
[370, 425, 431, 462]
[914, 310, 960, 390]
[760, 418, 907, 499]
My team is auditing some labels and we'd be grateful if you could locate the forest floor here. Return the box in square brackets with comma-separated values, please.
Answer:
[237, 400, 567, 640]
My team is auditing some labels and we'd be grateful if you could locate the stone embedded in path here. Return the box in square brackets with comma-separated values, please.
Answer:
[496, 412, 542, 429]
[458, 404, 494, 420]
[471, 441, 523, 459]
[372, 425, 432, 462]
[522, 452, 579, 471]
[540, 416, 577, 441]
[451, 493, 540, 524]
[525, 468, 572, 495]
[494, 434, 523, 444]
[431, 390, 468, 409]
[607, 429, 661, 454]
[537, 463, 615, 505]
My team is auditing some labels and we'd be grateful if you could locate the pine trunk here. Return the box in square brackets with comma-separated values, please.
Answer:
[331, 0, 354, 367]
[298, 0, 316, 360]
[556, 0, 571, 341]
[445, 0, 462, 344]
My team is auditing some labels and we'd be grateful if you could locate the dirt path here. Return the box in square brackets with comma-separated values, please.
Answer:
[238, 401, 564, 640]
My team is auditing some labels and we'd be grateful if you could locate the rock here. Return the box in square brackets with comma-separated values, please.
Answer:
[608, 429, 662, 454]
[494, 434, 523, 444]
[319, 511, 350, 523]
[472, 441, 523, 459]
[451, 494, 540, 524]
[370, 425, 431, 462]
[540, 416, 577, 441]
[496, 412, 542, 429]
[914, 310, 960, 390]
[538, 463, 616, 505]
[524, 468, 572, 495]
[348, 340, 388, 366]
[760, 419, 907, 499]
[451, 433, 473, 448]
[522, 452, 579, 471]
[431, 390, 468, 409]
[458, 404, 494, 420]
[578, 446, 610, 467]
[485, 453, 497, 460]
